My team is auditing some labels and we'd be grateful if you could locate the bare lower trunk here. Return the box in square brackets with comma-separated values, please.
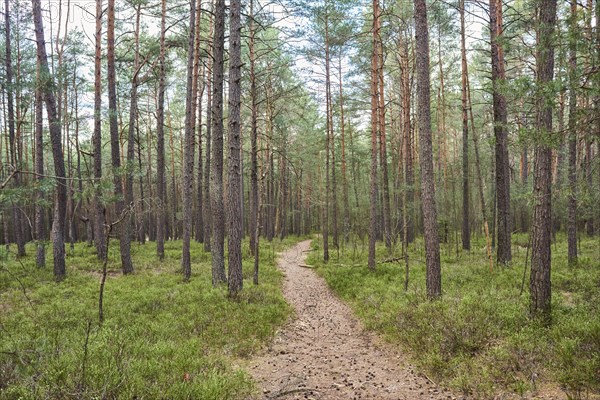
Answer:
[227, 0, 243, 295]
[567, 0, 578, 264]
[32, 0, 67, 280]
[414, 0, 441, 298]
[211, 0, 227, 285]
[182, 0, 197, 280]
[530, 0, 557, 321]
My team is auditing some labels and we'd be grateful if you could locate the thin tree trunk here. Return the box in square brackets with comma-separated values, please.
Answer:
[126, 3, 142, 252]
[338, 54, 350, 243]
[156, 0, 167, 260]
[414, 0, 442, 298]
[490, 0, 512, 265]
[567, 0, 578, 264]
[377, 17, 391, 249]
[35, 66, 46, 268]
[368, 0, 380, 271]
[92, 0, 106, 260]
[182, 0, 197, 280]
[323, 13, 331, 262]
[400, 34, 414, 244]
[227, 0, 243, 294]
[108, 0, 133, 274]
[32, 0, 67, 280]
[460, 0, 471, 251]
[211, 0, 227, 285]
[5, 0, 25, 257]
[530, 0, 557, 321]
[249, 0, 259, 256]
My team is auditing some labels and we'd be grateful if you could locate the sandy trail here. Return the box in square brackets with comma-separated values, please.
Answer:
[247, 240, 456, 400]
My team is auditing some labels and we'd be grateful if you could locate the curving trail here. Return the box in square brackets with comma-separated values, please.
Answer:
[247, 240, 457, 400]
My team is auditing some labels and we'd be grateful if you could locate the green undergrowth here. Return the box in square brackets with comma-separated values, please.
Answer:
[307, 234, 600, 399]
[0, 236, 303, 399]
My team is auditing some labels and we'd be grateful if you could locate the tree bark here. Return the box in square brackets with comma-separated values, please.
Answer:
[108, 0, 133, 274]
[227, 0, 243, 295]
[460, 0, 471, 251]
[368, 0, 380, 271]
[182, 0, 197, 280]
[34, 66, 46, 268]
[530, 0, 557, 321]
[32, 0, 67, 280]
[567, 0, 578, 264]
[338, 55, 350, 243]
[156, 0, 167, 261]
[211, 0, 227, 285]
[249, 0, 259, 256]
[414, 0, 442, 298]
[5, 0, 25, 257]
[490, 0, 512, 265]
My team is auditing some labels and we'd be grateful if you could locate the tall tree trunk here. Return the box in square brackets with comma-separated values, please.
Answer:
[414, 0, 442, 298]
[5, 0, 25, 257]
[126, 3, 142, 252]
[156, 0, 167, 260]
[460, 0, 471, 251]
[32, 0, 67, 280]
[338, 54, 350, 243]
[202, 10, 214, 252]
[490, 0, 512, 265]
[211, 0, 227, 285]
[400, 36, 415, 244]
[467, 72, 493, 271]
[35, 67, 46, 267]
[530, 0, 557, 321]
[108, 0, 133, 274]
[377, 15, 391, 249]
[227, 0, 243, 294]
[368, 0, 380, 271]
[92, 0, 106, 260]
[182, 0, 197, 280]
[567, 0, 578, 264]
[195, 79, 205, 243]
[323, 13, 331, 262]
[249, 0, 259, 256]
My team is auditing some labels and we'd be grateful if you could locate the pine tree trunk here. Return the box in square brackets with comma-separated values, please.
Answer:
[156, 0, 167, 261]
[5, 0, 25, 257]
[34, 68, 46, 268]
[377, 16, 391, 249]
[323, 14, 331, 262]
[530, 0, 557, 321]
[227, 0, 243, 294]
[460, 0, 471, 251]
[211, 0, 227, 285]
[182, 0, 197, 280]
[490, 0, 512, 265]
[567, 0, 578, 264]
[249, 0, 259, 256]
[400, 37, 415, 244]
[108, 0, 133, 274]
[32, 0, 67, 280]
[368, 0, 380, 271]
[338, 55, 350, 243]
[414, 0, 442, 298]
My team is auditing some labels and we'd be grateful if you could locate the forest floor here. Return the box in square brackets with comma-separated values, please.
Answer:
[247, 240, 455, 399]
[246, 239, 596, 400]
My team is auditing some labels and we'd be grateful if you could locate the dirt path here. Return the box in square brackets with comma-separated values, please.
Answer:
[247, 240, 456, 400]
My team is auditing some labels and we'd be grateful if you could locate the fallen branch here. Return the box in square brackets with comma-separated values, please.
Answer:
[298, 264, 315, 269]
